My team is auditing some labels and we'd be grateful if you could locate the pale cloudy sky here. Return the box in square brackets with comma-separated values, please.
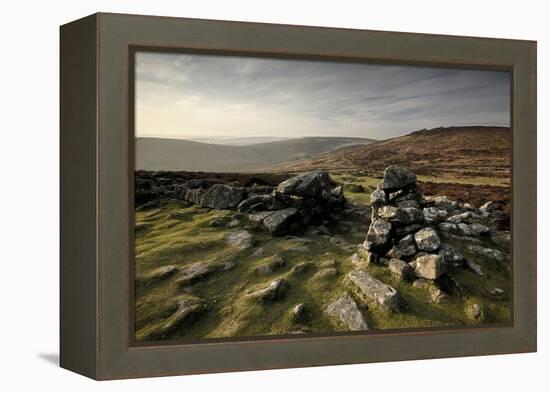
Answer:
[135, 51, 510, 140]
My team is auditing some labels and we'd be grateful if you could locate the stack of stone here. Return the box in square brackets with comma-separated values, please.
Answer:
[356, 165, 448, 284]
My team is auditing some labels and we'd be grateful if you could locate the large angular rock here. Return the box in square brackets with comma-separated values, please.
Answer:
[325, 293, 368, 331]
[370, 187, 387, 205]
[201, 184, 246, 209]
[396, 234, 417, 257]
[366, 218, 392, 249]
[414, 227, 441, 252]
[224, 230, 255, 250]
[380, 165, 417, 191]
[388, 258, 413, 279]
[276, 171, 331, 198]
[414, 254, 446, 280]
[184, 188, 206, 205]
[262, 207, 299, 233]
[346, 269, 401, 311]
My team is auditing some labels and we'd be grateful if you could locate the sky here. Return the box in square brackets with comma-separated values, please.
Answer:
[135, 51, 510, 140]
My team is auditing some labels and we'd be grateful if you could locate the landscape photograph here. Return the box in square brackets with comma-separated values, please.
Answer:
[133, 51, 512, 342]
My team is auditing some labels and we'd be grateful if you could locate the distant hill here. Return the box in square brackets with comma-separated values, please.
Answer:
[136, 136, 374, 172]
[264, 126, 511, 181]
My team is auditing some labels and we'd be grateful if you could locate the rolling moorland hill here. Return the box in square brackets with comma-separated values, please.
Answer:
[263, 126, 511, 182]
[136, 136, 374, 172]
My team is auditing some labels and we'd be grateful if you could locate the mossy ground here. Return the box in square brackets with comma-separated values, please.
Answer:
[134, 174, 511, 342]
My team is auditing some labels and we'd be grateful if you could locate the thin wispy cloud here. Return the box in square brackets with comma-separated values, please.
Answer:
[135, 52, 510, 140]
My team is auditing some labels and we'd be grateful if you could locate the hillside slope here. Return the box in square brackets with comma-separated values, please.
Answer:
[136, 136, 374, 172]
[264, 126, 510, 182]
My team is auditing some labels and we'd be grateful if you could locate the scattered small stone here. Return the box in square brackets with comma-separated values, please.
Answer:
[290, 262, 314, 275]
[429, 286, 450, 303]
[228, 218, 241, 228]
[325, 293, 368, 331]
[466, 259, 484, 276]
[247, 279, 287, 300]
[176, 262, 214, 287]
[136, 265, 178, 286]
[319, 258, 337, 268]
[489, 288, 505, 296]
[291, 303, 308, 322]
[222, 261, 236, 271]
[150, 298, 206, 339]
[224, 230, 255, 250]
[312, 268, 338, 280]
[465, 302, 485, 322]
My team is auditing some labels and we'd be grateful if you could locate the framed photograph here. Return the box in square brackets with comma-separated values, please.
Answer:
[60, 13, 537, 380]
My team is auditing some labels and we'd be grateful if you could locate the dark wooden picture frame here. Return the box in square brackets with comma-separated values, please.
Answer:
[60, 12, 537, 380]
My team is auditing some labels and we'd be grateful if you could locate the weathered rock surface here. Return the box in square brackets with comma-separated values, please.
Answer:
[388, 258, 413, 279]
[447, 212, 472, 224]
[365, 218, 392, 250]
[224, 230, 255, 250]
[262, 208, 299, 233]
[247, 279, 287, 300]
[176, 263, 214, 287]
[151, 298, 206, 339]
[414, 227, 441, 252]
[423, 207, 448, 224]
[370, 187, 387, 205]
[202, 184, 246, 209]
[438, 243, 465, 267]
[325, 293, 368, 331]
[276, 171, 331, 198]
[137, 265, 178, 286]
[380, 165, 417, 191]
[467, 245, 505, 262]
[346, 269, 401, 311]
[312, 267, 338, 280]
[414, 254, 446, 280]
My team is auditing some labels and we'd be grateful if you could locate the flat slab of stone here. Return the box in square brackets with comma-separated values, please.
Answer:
[325, 293, 368, 331]
[176, 262, 214, 286]
[201, 184, 246, 209]
[346, 269, 401, 311]
[224, 230, 255, 250]
[467, 245, 505, 262]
